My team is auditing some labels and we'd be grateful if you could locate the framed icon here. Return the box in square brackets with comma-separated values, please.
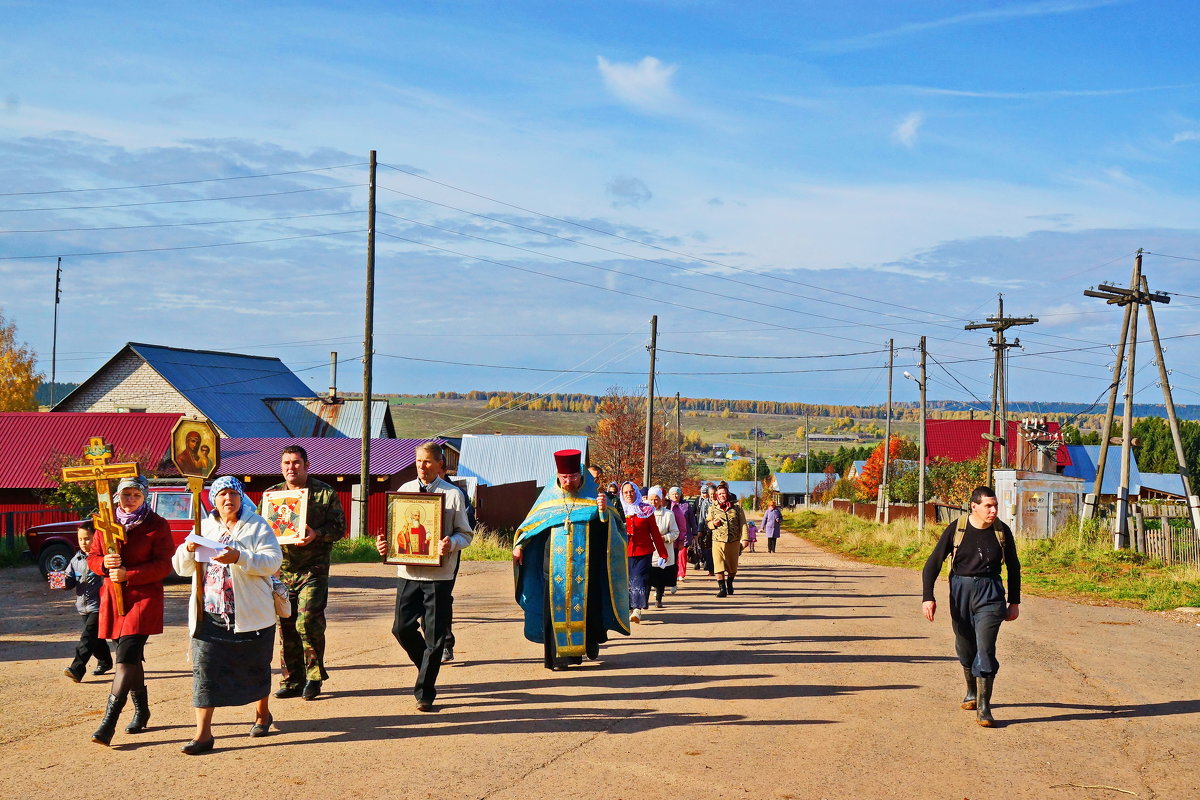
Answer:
[261, 488, 309, 545]
[171, 418, 220, 479]
[384, 491, 444, 566]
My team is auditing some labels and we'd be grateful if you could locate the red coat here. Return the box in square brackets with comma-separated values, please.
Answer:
[626, 513, 668, 559]
[87, 510, 175, 639]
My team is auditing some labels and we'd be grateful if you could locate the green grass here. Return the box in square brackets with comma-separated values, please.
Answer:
[329, 528, 514, 564]
[0, 536, 28, 568]
[784, 510, 1200, 612]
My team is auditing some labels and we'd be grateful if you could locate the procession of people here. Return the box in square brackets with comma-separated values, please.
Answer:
[49, 432, 1021, 754]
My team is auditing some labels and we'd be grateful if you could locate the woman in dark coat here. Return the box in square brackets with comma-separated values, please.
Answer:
[86, 475, 175, 746]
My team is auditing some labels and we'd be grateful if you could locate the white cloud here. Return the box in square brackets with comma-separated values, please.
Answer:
[893, 112, 923, 148]
[1172, 130, 1200, 144]
[597, 56, 679, 113]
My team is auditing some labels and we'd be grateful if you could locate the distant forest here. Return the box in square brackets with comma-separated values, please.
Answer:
[398, 391, 1200, 422]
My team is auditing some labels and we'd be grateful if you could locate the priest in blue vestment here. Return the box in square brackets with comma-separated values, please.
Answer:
[512, 449, 630, 670]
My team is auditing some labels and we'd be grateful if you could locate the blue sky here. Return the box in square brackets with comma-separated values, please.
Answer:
[3, 0, 1200, 417]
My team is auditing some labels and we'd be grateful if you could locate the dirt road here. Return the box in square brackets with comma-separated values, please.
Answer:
[1, 534, 1195, 800]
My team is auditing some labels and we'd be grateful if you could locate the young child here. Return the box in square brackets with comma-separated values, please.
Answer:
[746, 520, 758, 553]
[55, 522, 112, 682]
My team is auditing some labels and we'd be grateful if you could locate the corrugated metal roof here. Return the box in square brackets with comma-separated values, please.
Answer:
[772, 472, 837, 493]
[219, 437, 442, 476]
[263, 398, 393, 438]
[0, 412, 182, 488]
[926, 420, 1071, 467]
[456, 434, 588, 487]
[1139, 472, 1186, 496]
[1062, 445, 1142, 495]
[78, 343, 315, 438]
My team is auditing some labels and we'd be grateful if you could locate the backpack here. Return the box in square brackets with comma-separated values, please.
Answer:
[951, 513, 1006, 568]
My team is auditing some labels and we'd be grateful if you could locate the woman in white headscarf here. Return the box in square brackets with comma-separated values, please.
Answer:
[619, 481, 668, 624]
[172, 476, 282, 755]
[646, 486, 680, 609]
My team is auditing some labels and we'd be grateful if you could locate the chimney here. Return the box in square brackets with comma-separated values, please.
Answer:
[329, 351, 338, 400]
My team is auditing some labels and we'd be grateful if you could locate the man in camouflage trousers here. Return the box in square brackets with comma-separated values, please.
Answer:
[270, 445, 346, 701]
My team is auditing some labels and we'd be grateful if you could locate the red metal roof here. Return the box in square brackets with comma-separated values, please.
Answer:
[0, 412, 182, 489]
[924, 419, 1071, 466]
[219, 437, 445, 477]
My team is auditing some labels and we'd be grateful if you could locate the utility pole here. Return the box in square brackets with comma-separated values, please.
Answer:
[359, 150, 376, 539]
[878, 339, 894, 523]
[1082, 252, 1198, 543]
[50, 257, 62, 407]
[804, 409, 810, 508]
[753, 428, 761, 511]
[642, 315, 657, 488]
[675, 391, 682, 451]
[917, 336, 927, 534]
[1141, 274, 1200, 530]
[965, 295, 1038, 478]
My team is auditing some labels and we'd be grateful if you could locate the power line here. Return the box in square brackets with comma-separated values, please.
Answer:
[0, 184, 361, 214]
[0, 209, 363, 234]
[0, 229, 363, 261]
[656, 346, 894, 360]
[1143, 251, 1200, 263]
[0, 163, 366, 196]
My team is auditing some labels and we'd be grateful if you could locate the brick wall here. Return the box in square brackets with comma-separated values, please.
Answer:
[56, 350, 203, 417]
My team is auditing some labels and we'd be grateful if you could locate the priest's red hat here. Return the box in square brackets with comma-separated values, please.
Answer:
[553, 449, 582, 474]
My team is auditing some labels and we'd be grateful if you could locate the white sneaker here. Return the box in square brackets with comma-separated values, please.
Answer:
[631, 609, 642, 624]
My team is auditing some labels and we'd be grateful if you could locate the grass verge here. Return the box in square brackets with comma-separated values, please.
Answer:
[330, 529, 513, 564]
[784, 510, 1200, 611]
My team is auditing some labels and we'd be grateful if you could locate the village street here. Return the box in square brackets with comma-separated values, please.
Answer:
[0, 533, 1195, 800]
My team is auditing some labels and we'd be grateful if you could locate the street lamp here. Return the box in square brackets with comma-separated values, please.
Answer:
[902, 336, 927, 532]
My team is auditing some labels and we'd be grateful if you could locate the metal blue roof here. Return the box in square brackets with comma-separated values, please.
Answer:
[263, 398, 393, 438]
[456, 434, 588, 487]
[1062, 445, 1143, 495]
[1139, 472, 1187, 497]
[772, 473, 836, 494]
[128, 343, 316, 437]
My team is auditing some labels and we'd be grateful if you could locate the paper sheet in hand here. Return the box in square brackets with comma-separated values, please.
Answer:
[185, 532, 229, 563]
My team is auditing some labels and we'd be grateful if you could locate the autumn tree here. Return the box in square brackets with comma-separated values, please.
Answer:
[857, 435, 920, 498]
[1, 308, 42, 411]
[723, 459, 753, 481]
[590, 387, 692, 488]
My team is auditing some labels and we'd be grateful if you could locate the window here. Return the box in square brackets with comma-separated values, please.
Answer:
[153, 493, 193, 520]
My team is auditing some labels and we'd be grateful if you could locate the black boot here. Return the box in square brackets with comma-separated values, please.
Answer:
[976, 677, 996, 727]
[725, 575, 735, 596]
[715, 578, 728, 598]
[125, 688, 150, 733]
[91, 693, 127, 745]
[960, 666, 977, 710]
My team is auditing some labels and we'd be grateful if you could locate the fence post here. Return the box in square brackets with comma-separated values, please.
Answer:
[1132, 504, 1145, 555]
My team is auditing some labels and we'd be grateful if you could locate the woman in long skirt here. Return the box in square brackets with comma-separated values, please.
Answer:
[646, 486, 680, 608]
[619, 482, 667, 624]
[172, 476, 282, 755]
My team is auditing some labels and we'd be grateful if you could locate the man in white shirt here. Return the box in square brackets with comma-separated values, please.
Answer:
[375, 441, 472, 711]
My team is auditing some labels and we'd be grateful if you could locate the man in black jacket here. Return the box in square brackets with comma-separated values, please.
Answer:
[921, 486, 1020, 727]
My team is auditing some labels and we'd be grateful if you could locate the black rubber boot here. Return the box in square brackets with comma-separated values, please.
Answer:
[725, 575, 735, 596]
[715, 578, 728, 598]
[92, 693, 127, 745]
[976, 677, 996, 727]
[125, 687, 150, 733]
[960, 666, 977, 710]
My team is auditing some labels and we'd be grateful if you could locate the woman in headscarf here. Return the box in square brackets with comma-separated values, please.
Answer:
[646, 486, 680, 609]
[172, 476, 282, 755]
[668, 486, 693, 588]
[87, 474, 175, 746]
[706, 481, 749, 598]
[761, 498, 783, 553]
[619, 481, 668, 624]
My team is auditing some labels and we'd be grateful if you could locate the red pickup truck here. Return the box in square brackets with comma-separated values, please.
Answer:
[25, 486, 209, 577]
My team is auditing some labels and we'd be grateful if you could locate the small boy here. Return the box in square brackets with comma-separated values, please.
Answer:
[55, 521, 112, 682]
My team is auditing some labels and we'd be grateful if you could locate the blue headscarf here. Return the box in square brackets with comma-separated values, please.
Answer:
[208, 476, 257, 521]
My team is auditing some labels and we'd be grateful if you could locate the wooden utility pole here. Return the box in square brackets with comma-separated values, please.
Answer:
[917, 336, 927, 534]
[1141, 274, 1200, 530]
[675, 391, 682, 451]
[878, 339, 893, 523]
[965, 295, 1038, 476]
[1082, 252, 1198, 544]
[50, 257, 62, 407]
[804, 409, 810, 508]
[642, 315, 657, 488]
[359, 150, 376, 538]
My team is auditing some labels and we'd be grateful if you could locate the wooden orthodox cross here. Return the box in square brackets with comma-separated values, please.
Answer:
[61, 437, 139, 616]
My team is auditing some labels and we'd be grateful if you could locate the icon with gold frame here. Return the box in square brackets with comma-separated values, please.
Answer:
[261, 488, 309, 545]
[384, 491, 444, 566]
[171, 418, 220, 479]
